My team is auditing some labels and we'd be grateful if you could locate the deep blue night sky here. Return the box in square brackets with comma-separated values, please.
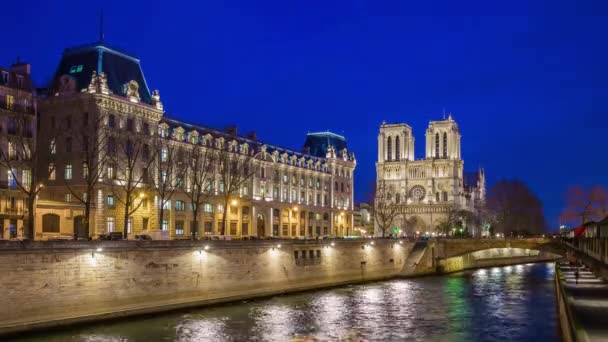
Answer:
[2, 1, 607, 229]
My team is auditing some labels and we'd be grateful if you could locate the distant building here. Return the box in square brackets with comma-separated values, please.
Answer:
[375, 116, 485, 236]
[0, 62, 36, 239]
[354, 202, 374, 236]
[32, 40, 357, 240]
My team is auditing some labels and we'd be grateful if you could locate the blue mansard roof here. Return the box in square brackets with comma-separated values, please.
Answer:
[303, 131, 348, 158]
[49, 41, 152, 103]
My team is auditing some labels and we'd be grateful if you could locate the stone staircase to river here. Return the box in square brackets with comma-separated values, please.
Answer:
[402, 241, 428, 275]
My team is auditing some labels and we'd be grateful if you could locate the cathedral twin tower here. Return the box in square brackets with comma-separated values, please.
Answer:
[378, 114, 461, 163]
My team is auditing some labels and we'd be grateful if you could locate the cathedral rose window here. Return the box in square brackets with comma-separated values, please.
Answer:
[409, 185, 426, 202]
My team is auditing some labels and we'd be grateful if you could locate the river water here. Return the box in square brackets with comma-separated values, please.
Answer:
[18, 262, 560, 342]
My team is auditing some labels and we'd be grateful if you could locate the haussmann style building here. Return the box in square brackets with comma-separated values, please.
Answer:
[26, 40, 356, 240]
[375, 116, 485, 236]
[0, 62, 36, 239]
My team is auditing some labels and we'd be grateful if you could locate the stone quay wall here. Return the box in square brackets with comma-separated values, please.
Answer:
[0, 239, 416, 335]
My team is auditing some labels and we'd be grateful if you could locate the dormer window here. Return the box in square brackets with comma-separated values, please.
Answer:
[16, 76, 24, 89]
[69, 65, 84, 74]
[159, 126, 169, 138]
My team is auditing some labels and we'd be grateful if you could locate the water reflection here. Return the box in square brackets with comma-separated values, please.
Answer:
[16, 263, 560, 342]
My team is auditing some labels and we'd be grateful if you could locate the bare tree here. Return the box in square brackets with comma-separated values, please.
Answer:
[487, 179, 546, 236]
[216, 142, 257, 236]
[0, 93, 51, 239]
[436, 208, 475, 237]
[370, 180, 400, 237]
[152, 136, 186, 236]
[184, 144, 214, 238]
[561, 185, 608, 225]
[109, 127, 155, 238]
[63, 112, 109, 239]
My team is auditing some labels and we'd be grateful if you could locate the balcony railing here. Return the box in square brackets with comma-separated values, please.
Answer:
[0, 100, 35, 115]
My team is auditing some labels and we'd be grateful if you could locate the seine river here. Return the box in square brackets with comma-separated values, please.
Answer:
[18, 263, 560, 342]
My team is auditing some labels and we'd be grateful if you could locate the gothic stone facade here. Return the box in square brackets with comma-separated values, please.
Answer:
[375, 116, 485, 236]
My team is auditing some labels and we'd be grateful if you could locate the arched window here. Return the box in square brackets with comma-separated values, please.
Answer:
[443, 132, 448, 158]
[442, 191, 448, 202]
[395, 136, 400, 161]
[435, 133, 439, 158]
[42, 214, 60, 233]
[386, 136, 392, 161]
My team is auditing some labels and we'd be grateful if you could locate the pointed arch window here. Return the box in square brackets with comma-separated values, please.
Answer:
[386, 136, 392, 161]
[395, 136, 400, 161]
[435, 133, 439, 158]
[443, 132, 448, 158]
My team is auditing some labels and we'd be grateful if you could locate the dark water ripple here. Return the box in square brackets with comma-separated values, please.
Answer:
[16, 263, 560, 342]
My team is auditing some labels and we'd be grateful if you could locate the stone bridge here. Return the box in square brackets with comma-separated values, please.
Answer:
[436, 238, 567, 259]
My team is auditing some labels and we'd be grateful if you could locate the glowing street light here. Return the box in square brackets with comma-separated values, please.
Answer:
[231, 199, 238, 206]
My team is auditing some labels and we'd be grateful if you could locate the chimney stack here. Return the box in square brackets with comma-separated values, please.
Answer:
[225, 125, 238, 136]
[11, 62, 31, 76]
[245, 131, 257, 141]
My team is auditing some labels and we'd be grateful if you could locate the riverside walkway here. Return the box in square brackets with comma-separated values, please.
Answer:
[556, 260, 608, 341]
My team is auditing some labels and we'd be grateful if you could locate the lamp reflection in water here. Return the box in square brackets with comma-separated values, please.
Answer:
[176, 318, 228, 341]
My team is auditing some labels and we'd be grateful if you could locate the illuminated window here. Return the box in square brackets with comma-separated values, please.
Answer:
[107, 164, 115, 179]
[69, 65, 83, 73]
[161, 146, 168, 162]
[8, 142, 16, 159]
[127, 218, 132, 234]
[65, 164, 72, 180]
[107, 217, 115, 233]
[6, 95, 14, 110]
[161, 219, 169, 231]
[107, 195, 115, 207]
[22, 169, 31, 189]
[65, 193, 72, 202]
[203, 203, 213, 213]
[83, 162, 89, 179]
[175, 200, 185, 211]
[163, 201, 171, 210]
[175, 221, 184, 235]
[48, 163, 56, 180]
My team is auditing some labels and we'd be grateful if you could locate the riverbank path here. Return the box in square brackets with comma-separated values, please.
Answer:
[557, 261, 608, 341]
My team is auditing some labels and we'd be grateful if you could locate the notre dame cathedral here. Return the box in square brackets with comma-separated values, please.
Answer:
[375, 115, 485, 236]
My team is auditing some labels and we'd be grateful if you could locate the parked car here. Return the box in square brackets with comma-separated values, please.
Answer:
[135, 234, 152, 241]
[99, 232, 124, 240]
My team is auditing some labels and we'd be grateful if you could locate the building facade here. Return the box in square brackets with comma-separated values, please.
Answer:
[30, 41, 356, 240]
[375, 116, 485, 236]
[0, 63, 36, 239]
